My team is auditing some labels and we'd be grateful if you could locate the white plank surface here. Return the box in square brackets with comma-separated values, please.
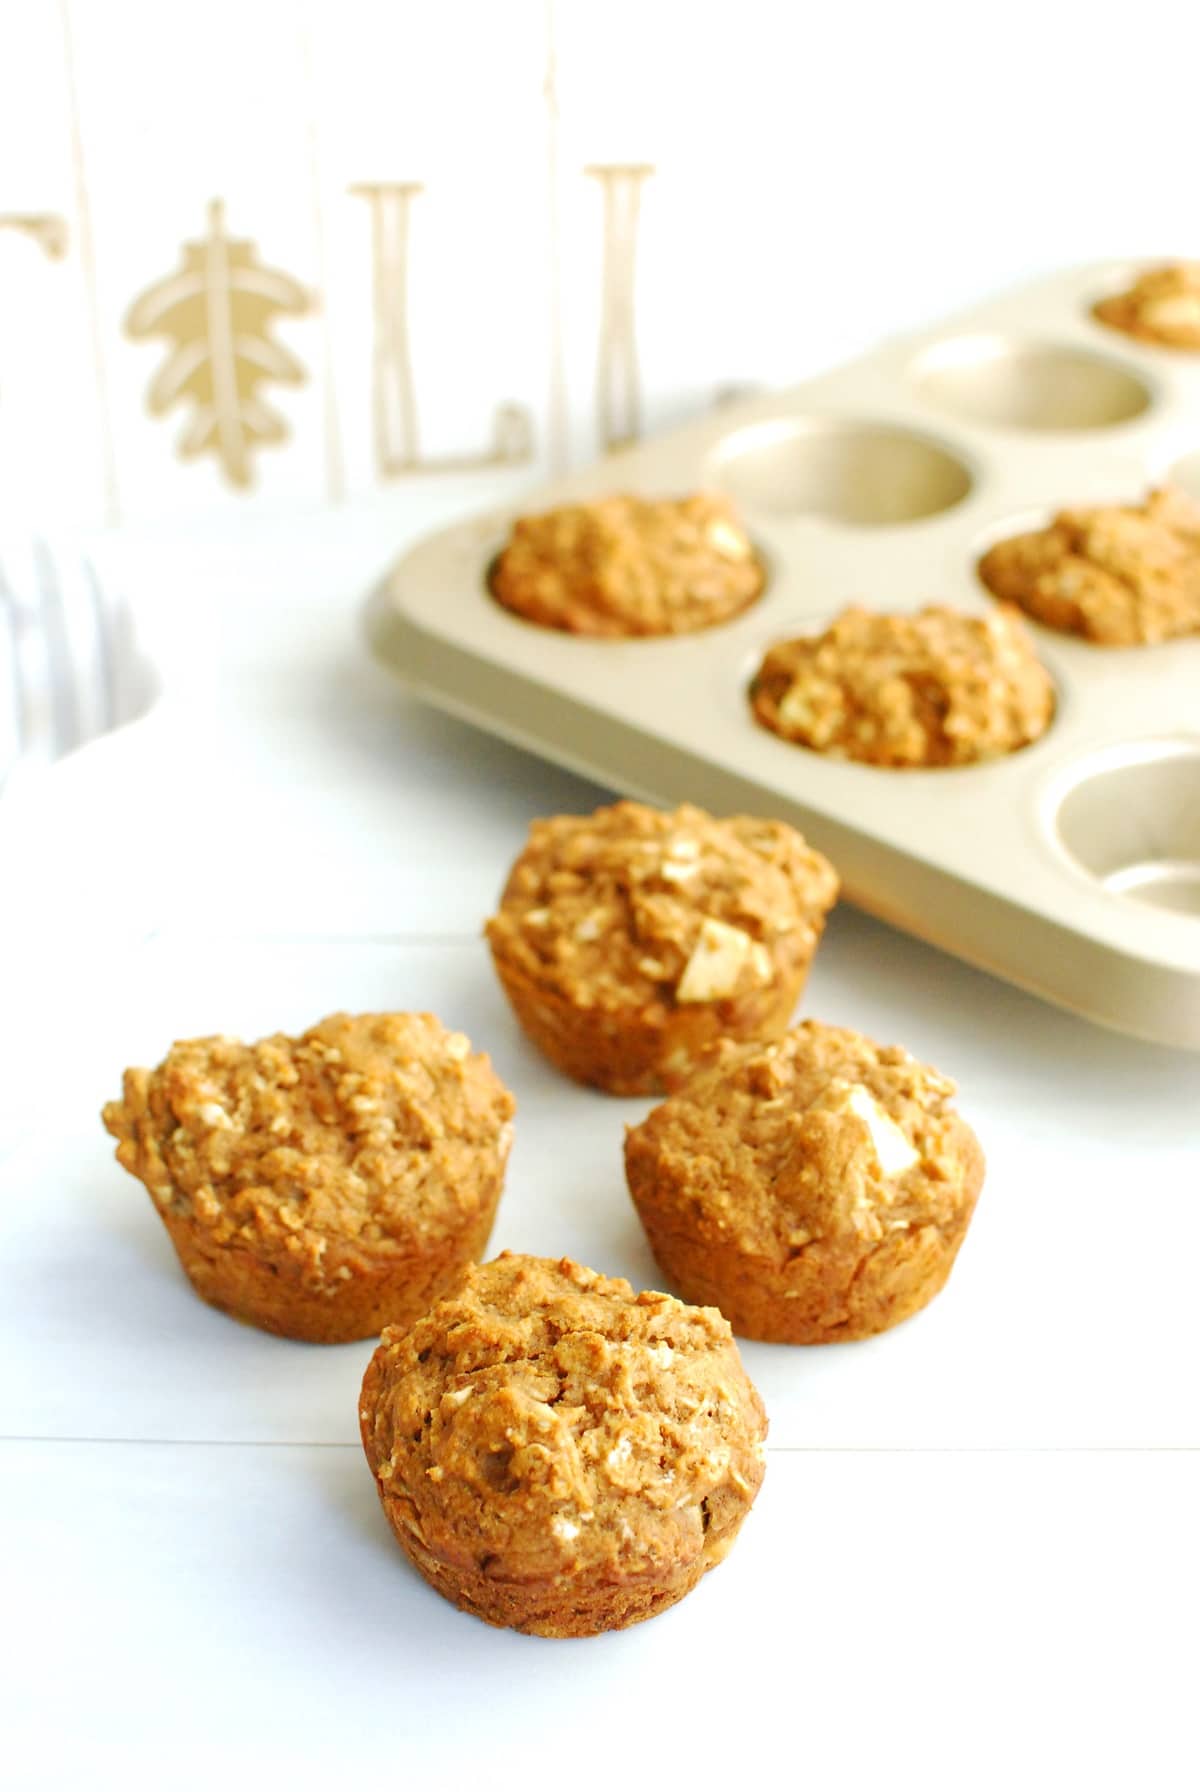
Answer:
[4, 919, 1199, 1453]
[2, 507, 1198, 1784]
[4, 1440, 1195, 1790]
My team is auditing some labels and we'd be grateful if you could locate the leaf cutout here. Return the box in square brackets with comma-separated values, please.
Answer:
[125, 198, 310, 488]
[0, 213, 68, 259]
[239, 396, 286, 441]
[179, 409, 218, 459]
[147, 339, 208, 411]
[235, 336, 305, 382]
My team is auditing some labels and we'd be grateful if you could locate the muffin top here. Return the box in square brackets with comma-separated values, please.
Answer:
[978, 487, 1200, 646]
[750, 604, 1054, 767]
[1093, 263, 1200, 349]
[489, 493, 763, 636]
[624, 1021, 984, 1262]
[485, 801, 838, 1012]
[360, 1253, 767, 1581]
[102, 1012, 515, 1259]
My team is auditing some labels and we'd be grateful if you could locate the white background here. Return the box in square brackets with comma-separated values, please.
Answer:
[3, 3, 1200, 1787]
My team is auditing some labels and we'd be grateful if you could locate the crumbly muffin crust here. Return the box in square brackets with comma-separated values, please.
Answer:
[750, 604, 1054, 768]
[359, 1253, 768, 1636]
[1093, 263, 1200, 349]
[978, 487, 1200, 646]
[489, 493, 764, 636]
[624, 1020, 984, 1343]
[485, 801, 838, 1094]
[102, 1012, 515, 1343]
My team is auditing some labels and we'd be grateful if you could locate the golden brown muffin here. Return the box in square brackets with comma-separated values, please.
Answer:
[484, 801, 838, 1096]
[489, 493, 764, 636]
[978, 487, 1200, 646]
[359, 1252, 768, 1636]
[1093, 263, 1200, 349]
[624, 1020, 984, 1344]
[749, 604, 1054, 768]
[101, 1012, 515, 1344]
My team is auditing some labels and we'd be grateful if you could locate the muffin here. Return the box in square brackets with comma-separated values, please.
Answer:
[1093, 263, 1200, 349]
[624, 1020, 984, 1344]
[101, 1011, 515, 1344]
[750, 604, 1055, 767]
[489, 493, 763, 636]
[359, 1252, 768, 1636]
[485, 800, 839, 1095]
[978, 487, 1200, 646]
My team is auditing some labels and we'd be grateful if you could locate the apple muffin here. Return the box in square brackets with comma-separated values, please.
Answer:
[1093, 263, 1200, 349]
[101, 1011, 515, 1343]
[485, 800, 838, 1095]
[624, 1020, 985, 1344]
[359, 1252, 768, 1636]
[750, 604, 1055, 767]
[489, 493, 764, 636]
[978, 487, 1200, 646]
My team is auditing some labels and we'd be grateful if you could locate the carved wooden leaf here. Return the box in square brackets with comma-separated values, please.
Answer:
[125, 198, 309, 488]
[0, 214, 68, 259]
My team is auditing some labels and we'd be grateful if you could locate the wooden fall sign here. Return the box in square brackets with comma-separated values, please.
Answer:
[4, 165, 656, 494]
[586, 164, 653, 454]
[0, 214, 69, 260]
[125, 199, 310, 490]
[350, 182, 534, 479]
[124, 191, 538, 489]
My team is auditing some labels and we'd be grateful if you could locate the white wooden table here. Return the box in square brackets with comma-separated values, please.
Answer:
[2, 506, 1197, 1790]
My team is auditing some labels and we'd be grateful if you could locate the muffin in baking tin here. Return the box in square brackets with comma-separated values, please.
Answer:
[1093, 263, 1200, 350]
[979, 487, 1200, 646]
[751, 603, 1055, 767]
[490, 492, 764, 636]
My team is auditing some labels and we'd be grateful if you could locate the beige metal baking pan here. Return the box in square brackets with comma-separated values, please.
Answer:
[365, 262, 1200, 1050]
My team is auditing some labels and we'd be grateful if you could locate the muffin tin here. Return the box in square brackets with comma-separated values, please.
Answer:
[365, 262, 1200, 1050]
